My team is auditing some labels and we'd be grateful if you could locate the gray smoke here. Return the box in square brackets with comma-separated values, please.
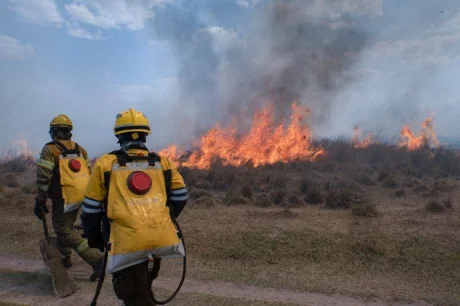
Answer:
[249, 1, 369, 124]
[146, 0, 371, 148]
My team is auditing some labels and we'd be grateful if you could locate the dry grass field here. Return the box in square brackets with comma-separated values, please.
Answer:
[0, 140, 459, 305]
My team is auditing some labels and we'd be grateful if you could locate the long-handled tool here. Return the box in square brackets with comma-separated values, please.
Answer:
[39, 206, 78, 298]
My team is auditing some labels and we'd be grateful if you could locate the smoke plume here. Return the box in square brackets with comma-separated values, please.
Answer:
[146, 0, 370, 148]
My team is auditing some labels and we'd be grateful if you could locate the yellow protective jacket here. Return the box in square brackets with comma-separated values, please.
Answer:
[81, 148, 188, 274]
[36, 140, 91, 203]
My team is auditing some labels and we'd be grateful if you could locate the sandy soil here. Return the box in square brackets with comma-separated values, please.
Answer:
[0, 255, 430, 306]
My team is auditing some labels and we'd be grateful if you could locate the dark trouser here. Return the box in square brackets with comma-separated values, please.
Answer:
[112, 260, 161, 306]
[51, 200, 102, 264]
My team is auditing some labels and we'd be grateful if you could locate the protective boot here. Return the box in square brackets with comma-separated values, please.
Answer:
[90, 256, 104, 282]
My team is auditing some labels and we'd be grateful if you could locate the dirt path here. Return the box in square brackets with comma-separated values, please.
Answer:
[0, 255, 430, 306]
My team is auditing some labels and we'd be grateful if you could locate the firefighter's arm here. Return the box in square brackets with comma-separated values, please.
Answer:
[81, 158, 106, 250]
[35, 146, 55, 201]
[168, 160, 189, 218]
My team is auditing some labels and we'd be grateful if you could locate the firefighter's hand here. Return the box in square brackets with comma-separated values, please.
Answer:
[34, 199, 49, 220]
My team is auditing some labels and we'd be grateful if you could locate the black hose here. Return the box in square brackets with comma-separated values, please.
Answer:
[90, 245, 109, 306]
[151, 218, 187, 305]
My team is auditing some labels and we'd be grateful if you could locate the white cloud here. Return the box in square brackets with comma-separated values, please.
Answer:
[66, 21, 105, 40]
[65, 0, 171, 31]
[8, 0, 63, 25]
[236, 0, 263, 8]
[195, 27, 246, 52]
[0, 35, 34, 60]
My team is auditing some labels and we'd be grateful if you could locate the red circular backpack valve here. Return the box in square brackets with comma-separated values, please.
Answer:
[68, 159, 81, 172]
[127, 171, 152, 195]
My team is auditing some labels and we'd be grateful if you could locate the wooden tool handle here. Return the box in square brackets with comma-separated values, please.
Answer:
[41, 206, 49, 239]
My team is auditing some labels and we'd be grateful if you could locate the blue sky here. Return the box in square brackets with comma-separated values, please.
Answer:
[1, 0, 460, 157]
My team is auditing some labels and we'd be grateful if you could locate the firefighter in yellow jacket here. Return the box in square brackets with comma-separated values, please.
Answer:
[34, 114, 104, 281]
[81, 108, 188, 305]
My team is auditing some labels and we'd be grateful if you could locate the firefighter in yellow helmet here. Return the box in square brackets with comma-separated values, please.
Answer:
[34, 114, 104, 281]
[81, 108, 188, 305]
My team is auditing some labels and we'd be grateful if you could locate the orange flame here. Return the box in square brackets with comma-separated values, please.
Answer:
[399, 117, 440, 150]
[12, 135, 35, 159]
[352, 126, 373, 148]
[1, 135, 36, 166]
[158, 144, 181, 163]
[160, 102, 325, 169]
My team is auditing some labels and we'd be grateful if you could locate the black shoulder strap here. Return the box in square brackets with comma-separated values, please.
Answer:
[73, 142, 82, 155]
[113, 150, 129, 166]
[103, 171, 112, 201]
[149, 152, 162, 167]
[163, 168, 172, 199]
[156, 153, 172, 205]
[51, 141, 81, 157]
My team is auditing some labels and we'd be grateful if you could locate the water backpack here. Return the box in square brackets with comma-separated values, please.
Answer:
[52, 141, 90, 213]
[104, 150, 185, 273]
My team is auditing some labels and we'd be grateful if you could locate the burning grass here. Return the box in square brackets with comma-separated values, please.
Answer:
[399, 117, 440, 151]
[351, 125, 374, 148]
[160, 103, 325, 169]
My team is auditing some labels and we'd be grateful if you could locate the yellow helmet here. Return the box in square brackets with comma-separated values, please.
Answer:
[50, 114, 73, 128]
[114, 108, 151, 136]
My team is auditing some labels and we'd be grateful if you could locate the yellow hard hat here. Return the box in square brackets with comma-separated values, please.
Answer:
[114, 108, 151, 136]
[50, 114, 73, 128]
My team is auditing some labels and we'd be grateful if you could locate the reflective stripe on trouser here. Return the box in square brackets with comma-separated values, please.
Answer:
[107, 243, 185, 274]
[51, 201, 102, 264]
[112, 261, 156, 306]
